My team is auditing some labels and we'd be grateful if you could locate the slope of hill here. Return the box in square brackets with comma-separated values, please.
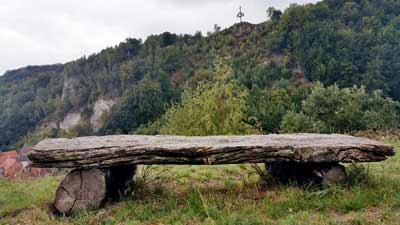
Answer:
[0, 65, 64, 149]
[1, 0, 400, 151]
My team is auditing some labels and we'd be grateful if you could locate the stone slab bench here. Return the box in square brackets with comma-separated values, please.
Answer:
[27, 134, 395, 215]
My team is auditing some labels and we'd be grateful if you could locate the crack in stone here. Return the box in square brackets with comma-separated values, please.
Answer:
[67, 199, 77, 215]
[60, 185, 74, 200]
[79, 170, 83, 194]
[59, 185, 77, 215]
[67, 170, 83, 215]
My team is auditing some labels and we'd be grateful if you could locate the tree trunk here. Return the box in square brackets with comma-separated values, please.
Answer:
[265, 162, 347, 186]
[104, 164, 137, 201]
[53, 165, 136, 216]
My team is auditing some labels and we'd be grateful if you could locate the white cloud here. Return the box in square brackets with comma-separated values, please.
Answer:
[0, 0, 320, 75]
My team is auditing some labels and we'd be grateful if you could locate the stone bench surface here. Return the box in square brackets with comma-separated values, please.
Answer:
[28, 134, 395, 169]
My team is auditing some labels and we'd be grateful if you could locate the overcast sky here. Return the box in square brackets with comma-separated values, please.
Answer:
[0, 0, 320, 75]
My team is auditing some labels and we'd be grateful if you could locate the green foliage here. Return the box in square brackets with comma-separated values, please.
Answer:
[100, 79, 165, 135]
[249, 84, 309, 133]
[15, 128, 64, 149]
[66, 121, 94, 138]
[133, 119, 163, 135]
[280, 83, 400, 133]
[302, 83, 366, 133]
[0, 66, 64, 151]
[270, 0, 400, 100]
[362, 91, 400, 130]
[267, 7, 282, 23]
[280, 111, 314, 133]
[160, 59, 259, 135]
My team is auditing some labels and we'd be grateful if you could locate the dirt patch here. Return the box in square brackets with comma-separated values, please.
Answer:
[330, 207, 399, 224]
[0, 207, 31, 220]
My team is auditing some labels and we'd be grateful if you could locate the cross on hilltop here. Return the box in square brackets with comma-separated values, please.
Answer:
[237, 6, 244, 23]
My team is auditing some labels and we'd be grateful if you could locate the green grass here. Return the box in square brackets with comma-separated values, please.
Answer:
[1, 139, 400, 225]
[0, 176, 61, 216]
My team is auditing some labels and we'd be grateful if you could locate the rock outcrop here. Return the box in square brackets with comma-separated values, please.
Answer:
[90, 98, 115, 131]
[59, 112, 82, 131]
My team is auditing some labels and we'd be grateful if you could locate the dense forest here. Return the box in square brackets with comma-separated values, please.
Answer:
[1, 0, 400, 151]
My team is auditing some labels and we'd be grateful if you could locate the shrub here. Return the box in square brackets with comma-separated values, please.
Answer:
[280, 111, 314, 133]
[160, 58, 260, 135]
[280, 83, 400, 133]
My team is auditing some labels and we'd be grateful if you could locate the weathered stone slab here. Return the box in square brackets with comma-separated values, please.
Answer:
[28, 134, 395, 169]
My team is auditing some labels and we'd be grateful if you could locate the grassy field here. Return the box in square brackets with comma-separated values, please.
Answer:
[0, 138, 399, 225]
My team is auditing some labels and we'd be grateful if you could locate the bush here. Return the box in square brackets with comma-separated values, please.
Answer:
[160, 59, 260, 135]
[280, 111, 314, 133]
[133, 119, 163, 135]
[280, 83, 400, 133]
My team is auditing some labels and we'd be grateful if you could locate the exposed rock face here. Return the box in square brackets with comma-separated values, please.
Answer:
[60, 112, 82, 131]
[90, 98, 115, 131]
[28, 134, 395, 169]
[59, 76, 83, 131]
[61, 77, 79, 101]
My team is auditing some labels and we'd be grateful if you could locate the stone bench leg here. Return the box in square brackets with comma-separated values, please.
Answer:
[53, 165, 136, 216]
[264, 162, 347, 186]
